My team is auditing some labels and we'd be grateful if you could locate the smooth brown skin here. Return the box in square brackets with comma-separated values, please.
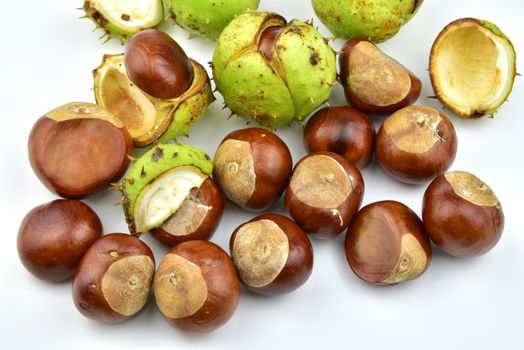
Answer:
[17, 200, 102, 283]
[72, 233, 155, 324]
[345, 200, 432, 284]
[159, 241, 240, 333]
[339, 38, 421, 114]
[422, 174, 504, 257]
[229, 213, 313, 295]
[259, 26, 284, 60]
[151, 177, 224, 246]
[124, 29, 194, 100]
[214, 128, 293, 211]
[304, 106, 375, 167]
[375, 108, 457, 184]
[285, 152, 364, 239]
[28, 116, 133, 198]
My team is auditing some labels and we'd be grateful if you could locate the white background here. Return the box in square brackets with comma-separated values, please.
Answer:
[1, 1, 523, 349]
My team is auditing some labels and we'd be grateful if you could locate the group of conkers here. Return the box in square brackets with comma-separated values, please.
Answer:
[17, 1, 513, 335]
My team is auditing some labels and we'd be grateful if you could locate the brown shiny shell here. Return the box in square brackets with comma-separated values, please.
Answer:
[345, 200, 432, 285]
[72, 233, 155, 324]
[304, 106, 375, 167]
[375, 105, 457, 184]
[154, 240, 240, 333]
[28, 103, 133, 198]
[213, 128, 292, 211]
[17, 200, 102, 283]
[229, 213, 313, 295]
[151, 177, 224, 246]
[124, 29, 194, 100]
[285, 151, 364, 239]
[422, 171, 504, 257]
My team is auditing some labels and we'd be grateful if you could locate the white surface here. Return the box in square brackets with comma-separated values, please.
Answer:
[1, 1, 523, 349]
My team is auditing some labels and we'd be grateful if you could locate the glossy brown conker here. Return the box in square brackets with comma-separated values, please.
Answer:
[153, 240, 240, 333]
[285, 151, 364, 239]
[304, 106, 375, 167]
[422, 171, 504, 258]
[375, 105, 457, 184]
[124, 28, 194, 100]
[345, 200, 432, 285]
[229, 213, 313, 295]
[17, 199, 102, 283]
[72, 233, 155, 324]
[213, 128, 292, 211]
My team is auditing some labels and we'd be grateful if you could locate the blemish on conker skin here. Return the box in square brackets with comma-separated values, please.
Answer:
[151, 148, 164, 162]
[140, 166, 146, 177]
[121, 14, 131, 21]
[310, 53, 320, 65]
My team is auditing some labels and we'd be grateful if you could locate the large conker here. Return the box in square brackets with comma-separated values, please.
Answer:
[304, 106, 375, 167]
[345, 201, 432, 285]
[72, 233, 155, 324]
[422, 171, 504, 258]
[375, 105, 457, 184]
[339, 39, 421, 114]
[28, 102, 133, 198]
[285, 151, 364, 239]
[17, 199, 102, 283]
[229, 213, 313, 295]
[153, 240, 240, 333]
[213, 128, 292, 211]
[124, 28, 194, 100]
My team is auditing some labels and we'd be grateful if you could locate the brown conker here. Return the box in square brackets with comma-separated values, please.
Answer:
[285, 151, 364, 239]
[304, 106, 375, 167]
[229, 213, 313, 295]
[28, 102, 133, 198]
[345, 200, 432, 285]
[150, 177, 224, 247]
[375, 105, 457, 184]
[17, 199, 102, 283]
[124, 29, 194, 100]
[72, 233, 155, 324]
[422, 171, 504, 258]
[339, 39, 421, 114]
[213, 128, 292, 211]
[153, 240, 240, 333]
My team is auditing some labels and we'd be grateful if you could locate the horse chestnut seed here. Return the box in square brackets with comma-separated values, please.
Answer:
[124, 28, 194, 99]
[422, 171, 504, 258]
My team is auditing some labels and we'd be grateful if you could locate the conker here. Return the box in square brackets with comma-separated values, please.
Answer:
[422, 171, 504, 258]
[345, 201, 432, 285]
[150, 177, 224, 247]
[124, 28, 194, 100]
[72, 233, 155, 324]
[375, 105, 457, 184]
[285, 151, 364, 239]
[229, 213, 313, 295]
[17, 199, 102, 283]
[303, 106, 375, 167]
[153, 240, 240, 333]
[213, 128, 292, 211]
[28, 102, 133, 198]
[339, 39, 421, 114]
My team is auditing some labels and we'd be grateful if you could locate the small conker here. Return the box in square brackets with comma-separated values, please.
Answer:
[124, 28, 194, 100]
[229, 213, 313, 295]
[422, 171, 504, 258]
[17, 199, 102, 283]
[213, 128, 292, 211]
[285, 151, 364, 239]
[151, 177, 224, 246]
[153, 240, 240, 333]
[72, 233, 155, 324]
[375, 105, 457, 184]
[345, 200, 432, 285]
[339, 39, 421, 114]
[303, 106, 375, 167]
[28, 102, 133, 198]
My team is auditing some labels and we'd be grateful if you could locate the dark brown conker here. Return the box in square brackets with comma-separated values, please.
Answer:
[422, 171, 504, 258]
[17, 199, 102, 283]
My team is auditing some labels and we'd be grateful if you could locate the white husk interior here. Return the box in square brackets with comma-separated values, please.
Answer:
[95, 0, 162, 30]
